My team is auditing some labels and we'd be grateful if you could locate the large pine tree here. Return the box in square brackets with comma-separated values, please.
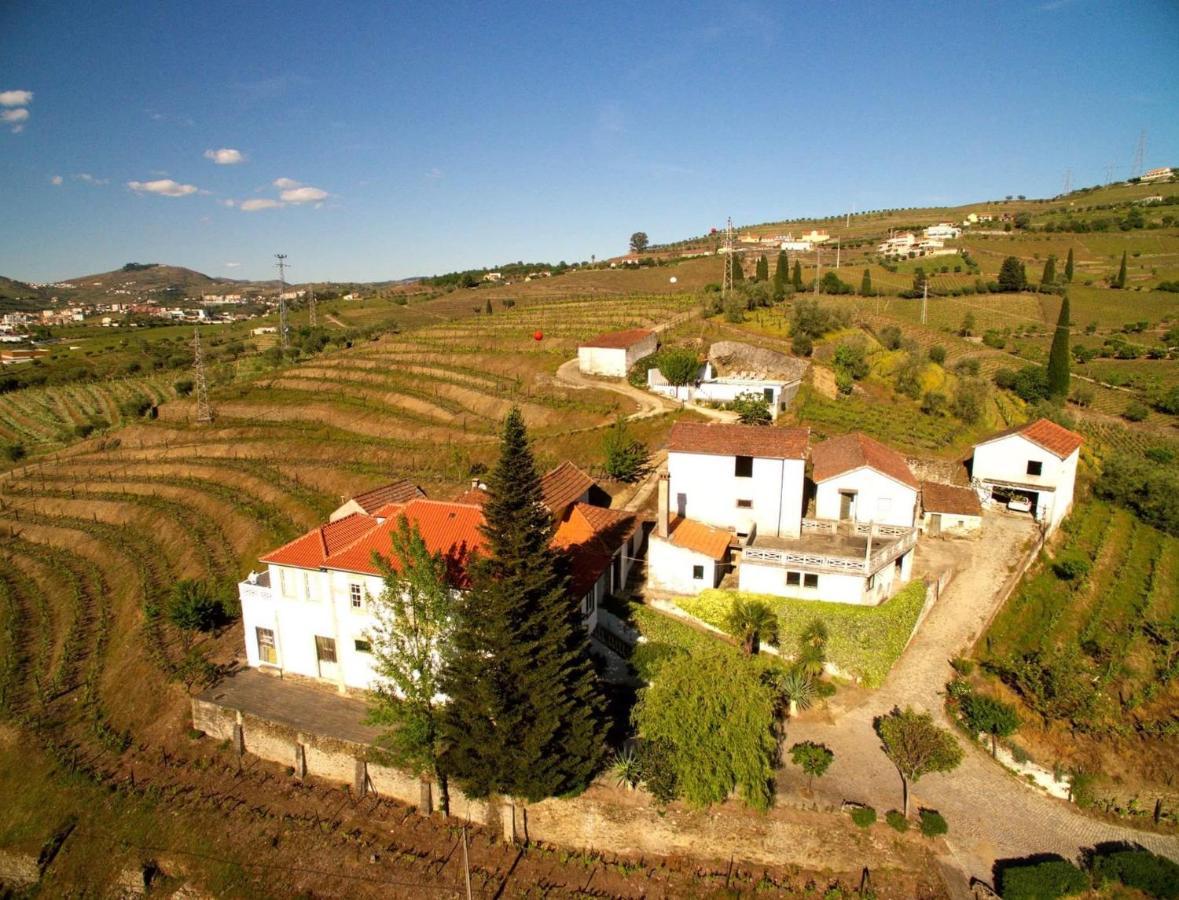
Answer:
[792, 259, 803, 290]
[1046, 292, 1071, 399]
[440, 408, 606, 802]
[1064, 247, 1074, 283]
[773, 250, 788, 289]
[1040, 254, 1056, 288]
[732, 254, 745, 283]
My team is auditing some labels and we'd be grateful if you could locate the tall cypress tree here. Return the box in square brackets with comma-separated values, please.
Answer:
[440, 408, 606, 802]
[1064, 247, 1075, 283]
[732, 255, 745, 283]
[792, 260, 803, 290]
[1115, 250, 1127, 288]
[860, 268, 872, 296]
[774, 250, 788, 289]
[755, 254, 769, 282]
[1047, 292, 1071, 399]
[1040, 255, 1056, 288]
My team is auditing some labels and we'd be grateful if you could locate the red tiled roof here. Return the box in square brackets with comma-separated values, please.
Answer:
[260, 513, 380, 569]
[921, 481, 982, 517]
[580, 328, 655, 350]
[452, 487, 488, 506]
[553, 503, 640, 598]
[664, 516, 731, 561]
[350, 479, 425, 513]
[541, 461, 596, 515]
[976, 418, 1083, 459]
[811, 432, 918, 489]
[666, 422, 810, 460]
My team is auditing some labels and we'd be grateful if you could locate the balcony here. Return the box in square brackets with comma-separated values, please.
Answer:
[238, 570, 272, 605]
[741, 519, 917, 576]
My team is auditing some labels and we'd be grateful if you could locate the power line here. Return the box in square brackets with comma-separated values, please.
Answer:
[191, 325, 212, 425]
[722, 217, 734, 297]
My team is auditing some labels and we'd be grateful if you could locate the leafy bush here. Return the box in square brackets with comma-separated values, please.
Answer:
[1051, 552, 1092, 581]
[119, 397, 154, 418]
[879, 325, 904, 350]
[885, 809, 909, 832]
[850, 806, 876, 828]
[601, 417, 649, 482]
[173, 378, 194, 396]
[2, 442, 26, 462]
[950, 657, 974, 676]
[1091, 848, 1179, 898]
[919, 809, 948, 837]
[166, 579, 224, 634]
[998, 858, 1088, 899]
[1122, 401, 1149, 422]
[928, 345, 946, 365]
[726, 391, 772, 425]
[1095, 452, 1179, 535]
[656, 349, 700, 386]
[635, 738, 680, 804]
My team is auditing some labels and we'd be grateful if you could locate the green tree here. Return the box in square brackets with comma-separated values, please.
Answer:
[166, 579, 222, 645]
[440, 408, 607, 802]
[1114, 250, 1127, 288]
[912, 266, 927, 294]
[656, 348, 700, 386]
[961, 693, 1019, 758]
[367, 516, 456, 812]
[776, 669, 815, 717]
[629, 231, 649, 253]
[601, 415, 649, 482]
[755, 254, 769, 282]
[732, 254, 745, 284]
[632, 650, 777, 810]
[773, 251, 788, 291]
[959, 311, 976, 337]
[728, 391, 772, 425]
[1046, 292, 1071, 399]
[1040, 254, 1056, 287]
[860, 268, 872, 296]
[998, 256, 1025, 292]
[484, 297, 493, 315]
[1064, 247, 1074, 282]
[792, 259, 803, 290]
[725, 598, 778, 654]
[790, 741, 834, 792]
[874, 707, 963, 817]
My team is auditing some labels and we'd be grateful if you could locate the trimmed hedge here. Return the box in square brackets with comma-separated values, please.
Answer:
[999, 859, 1087, 899]
[850, 806, 876, 828]
[677, 580, 928, 687]
[630, 604, 785, 682]
[1092, 849, 1179, 899]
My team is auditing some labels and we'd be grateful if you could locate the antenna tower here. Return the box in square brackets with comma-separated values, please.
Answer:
[308, 287, 317, 328]
[1105, 162, 1115, 184]
[192, 325, 213, 424]
[1062, 169, 1072, 195]
[722, 217, 735, 296]
[275, 253, 290, 350]
[1132, 130, 1146, 179]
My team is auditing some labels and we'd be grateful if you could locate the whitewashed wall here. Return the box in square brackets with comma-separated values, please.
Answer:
[814, 468, 917, 528]
[668, 452, 804, 538]
[647, 537, 719, 595]
[973, 436, 1078, 533]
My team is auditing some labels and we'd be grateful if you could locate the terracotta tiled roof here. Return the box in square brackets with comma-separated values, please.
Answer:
[921, 481, 982, 517]
[350, 479, 425, 514]
[541, 461, 596, 515]
[976, 418, 1083, 459]
[553, 503, 640, 598]
[666, 422, 810, 460]
[811, 432, 918, 489]
[664, 516, 731, 560]
[452, 487, 488, 506]
[260, 513, 380, 569]
[580, 328, 655, 350]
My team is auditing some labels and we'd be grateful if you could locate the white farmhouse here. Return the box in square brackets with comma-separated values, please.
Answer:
[924, 223, 962, 240]
[811, 432, 919, 528]
[920, 481, 983, 537]
[239, 464, 639, 691]
[665, 421, 810, 539]
[877, 232, 917, 255]
[577, 328, 658, 378]
[647, 475, 733, 593]
[970, 418, 1083, 535]
[1141, 167, 1173, 183]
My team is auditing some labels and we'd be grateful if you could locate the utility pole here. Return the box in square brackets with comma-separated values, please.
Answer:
[192, 325, 213, 424]
[308, 287, 317, 328]
[1105, 162, 1116, 184]
[1132, 130, 1147, 179]
[722, 217, 735, 297]
[814, 245, 821, 295]
[835, 237, 841, 270]
[275, 253, 290, 350]
[921, 281, 928, 325]
[461, 826, 473, 900]
[1062, 169, 1072, 195]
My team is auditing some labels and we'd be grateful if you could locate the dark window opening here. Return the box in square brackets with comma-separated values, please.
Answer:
[354, 639, 372, 653]
[803, 573, 819, 589]
[692, 565, 705, 580]
[1027, 460, 1043, 476]
[736, 499, 753, 509]
[786, 571, 801, 586]
[734, 455, 753, 478]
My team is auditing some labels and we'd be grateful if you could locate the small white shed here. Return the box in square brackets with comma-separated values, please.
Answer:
[811, 432, 919, 528]
[920, 481, 982, 536]
[577, 328, 658, 377]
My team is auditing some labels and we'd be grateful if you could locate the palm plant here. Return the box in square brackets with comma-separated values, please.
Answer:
[779, 669, 816, 718]
[726, 599, 779, 655]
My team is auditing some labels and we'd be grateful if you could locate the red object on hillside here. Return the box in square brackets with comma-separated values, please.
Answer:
[533, 330, 544, 341]
[710, 227, 717, 234]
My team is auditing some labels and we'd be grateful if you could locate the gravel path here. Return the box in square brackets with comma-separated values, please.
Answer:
[782, 511, 1179, 886]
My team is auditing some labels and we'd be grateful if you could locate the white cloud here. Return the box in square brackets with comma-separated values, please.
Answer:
[50, 175, 63, 185]
[273, 177, 301, 190]
[425, 167, 444, 180]
[224, 262, 241, 268]
[240, 198, 282, 211]
[2, 108, 30, 124]
[127, 178, 199, 197]
[0, 90, 32, 107]
[219, 198, 237, 208]
[280, 185, 328, 204]
[73, 173, 109, 185]
[204, 147, 245, 165]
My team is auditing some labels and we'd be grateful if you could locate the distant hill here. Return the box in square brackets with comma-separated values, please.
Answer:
[0, 275, 49, 313]
[44, 263, 254, 304]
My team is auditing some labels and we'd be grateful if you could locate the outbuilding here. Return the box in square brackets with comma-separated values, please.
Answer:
[577, 328, 658, 377]
[920, 481, 982, 537]
[811, 432, 919, 528]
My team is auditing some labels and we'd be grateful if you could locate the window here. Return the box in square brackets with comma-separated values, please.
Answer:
[1027, 460, 1043, 476]
[803, 573, 819, 589]
[256, 627, 277, 665]
[303, 571, 312, 601]
[734, 455, 753, 478]
[314, 635, 337, 664]
[584, 589, 596, 617]
[786, 571, 801, 586]
[349, 583, 363, 609]
[736, 499, 753, 509]
[692, 564, 705, 580]
[354, 638, 372, 654]
[763, 387, 774, 403]
[866, 573, 876, 590]
[279, 570, 293, 598]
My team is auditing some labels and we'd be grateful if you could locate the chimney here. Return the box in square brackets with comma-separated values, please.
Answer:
[657, 472, 669, 539]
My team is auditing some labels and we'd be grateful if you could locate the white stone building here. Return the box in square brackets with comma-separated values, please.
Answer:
[920, 481, 983, 537]
[577, 328, 658, 378]
[970, 418, 1083, 535]
[924, 223, 962, 240]
[811, 432, 919, 528]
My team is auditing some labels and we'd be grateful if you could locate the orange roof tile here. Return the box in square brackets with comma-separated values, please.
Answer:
[580, 328, 655, 350]
[350, 479, 425, 513]
[260, 513, 381, 569]
[541, 461, 596, 515]
[811, 432, 918, 489]
[921, 481, 982, 517]
[553, 503, 640, 598]
[976, 418, 1083, 459]
[667, 422, 810, 460]
[664, 516, 731, 560]
[452, 487, 488, 506]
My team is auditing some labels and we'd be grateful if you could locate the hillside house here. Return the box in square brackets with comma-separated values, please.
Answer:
[646, 361, 804, 420]
[1141, 167, 1174, 183]
[920, 481, 982, 537]
[800, 229, 830, 244]
[924, 223, 962, 240]
[877, 232, 917, 255]
[970, 418, 1082, 535]
[577, 328, 658, 378]
[648, 475, 733, 593]
[811, 432, 919, 528]
[239, 463, 638, 691]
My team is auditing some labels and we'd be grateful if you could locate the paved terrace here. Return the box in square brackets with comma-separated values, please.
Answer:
[198, 668, 380, 746]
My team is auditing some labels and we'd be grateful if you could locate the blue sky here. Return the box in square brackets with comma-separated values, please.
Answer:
[1, 0, 1177, 283]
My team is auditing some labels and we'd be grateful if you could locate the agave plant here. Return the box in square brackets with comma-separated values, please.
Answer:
[779, 669, 816, 718]
[610, 745, 641, 790]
